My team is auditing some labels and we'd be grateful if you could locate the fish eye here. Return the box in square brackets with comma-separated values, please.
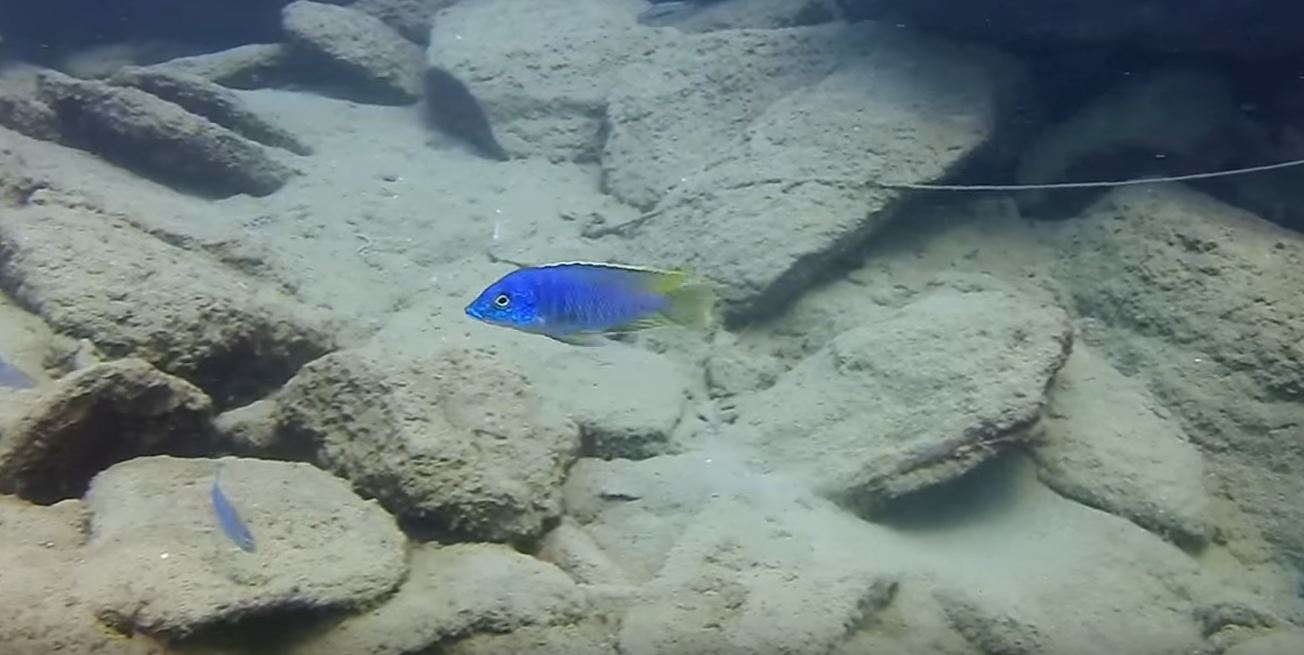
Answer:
[493, 293, 511, 307]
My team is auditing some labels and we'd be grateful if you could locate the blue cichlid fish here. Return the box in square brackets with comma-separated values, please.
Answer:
[211, 463, 255, 553]
[465, 262, 715, 345]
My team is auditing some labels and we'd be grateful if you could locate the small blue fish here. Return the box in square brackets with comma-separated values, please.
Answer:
[637, 1, 698, 25]
[211, 464, 255, 553]
[0, 356, 34, 389]
[465, 262, 715, 345]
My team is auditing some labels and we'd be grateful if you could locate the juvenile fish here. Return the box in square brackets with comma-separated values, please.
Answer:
[0, 357, 34, 389]
[211, 464, 255, 553]
[637, 1, 698, 25]
[464, 261, 715, 345]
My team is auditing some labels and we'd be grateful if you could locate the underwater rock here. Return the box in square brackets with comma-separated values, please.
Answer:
[618, 23, 1023, 320]
[428, 0, 670, 160]
[1033, 346, 1211, 546]
[79, 456, 407, 638]
[1225, 630, 1304, 655]
[0, 497, 181, 655]
[212, 398, 282, 457]
[0, 358, 213, 504]
[352, 0, 462, 45]
[282, 0, 424, 105]
[443, 620, 620, 655]
[276, 345, 581, 541]
[145, 43, 294, 90]
[1056, 185, 1304, 567]
[0, 86, 61, 143]
[537, 517, 632, 586]
[562, 454, 900, 655]
[535, 343, 693, 460]
[0, 199, 332, 408]
[109, 66, 314, 155]
[840, 0, 1304, 60]
[35, 71, 294, 198]
[283, 542, 589, 655]
[722, 287, 1071, 512]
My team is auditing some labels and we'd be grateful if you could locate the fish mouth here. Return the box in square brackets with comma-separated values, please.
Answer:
[465, 304, 484, 320]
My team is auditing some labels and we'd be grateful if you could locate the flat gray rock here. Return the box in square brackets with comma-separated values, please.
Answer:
[0, 199, 332, 408]
[1055, 185, 1304, 566]
[80, 456, 407, 638]
[283, 0, 424, 104]
[285, 543, 589, 655]
[0, 359, 213, 504]
[534, 344, 693, 460]
[723, 287, 1072, 510]
[109, 66, 313, 155]
[36, 71, 295, 197]
[1032, 345, 1211, 545]
[428, 0, 669, 160]
[276, 345, 581, 541]
[615, 24, 1023, 319]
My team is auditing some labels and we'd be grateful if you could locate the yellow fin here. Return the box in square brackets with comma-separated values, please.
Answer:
[663, 282, 716, 329]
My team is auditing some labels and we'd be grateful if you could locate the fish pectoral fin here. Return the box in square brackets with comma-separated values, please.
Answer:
[547, 332, 609, 347]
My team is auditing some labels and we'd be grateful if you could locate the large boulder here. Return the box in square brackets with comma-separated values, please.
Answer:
[1054, 184, 1304, 567]
[35, 71, 294, 197]
[611, 23, 1023, 320]
[282, 0, 424, 104]
[721, 286, 1072, 511]
[352, 0, 462, 45]
[0, 359, 213, 504]
[0, 193, 332, 408]
[79, 456, 408, 638]
[276, 345, 581, 541]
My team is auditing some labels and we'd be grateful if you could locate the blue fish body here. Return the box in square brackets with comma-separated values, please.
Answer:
[211, 465, 255, 553]
[0, 357, 34, 389]
[465, 262, 714, 344]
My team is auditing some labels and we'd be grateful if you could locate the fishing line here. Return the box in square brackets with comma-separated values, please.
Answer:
[880, 156, 1304, 191]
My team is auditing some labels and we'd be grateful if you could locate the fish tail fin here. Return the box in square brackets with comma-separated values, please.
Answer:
[659, 280, 717, 329]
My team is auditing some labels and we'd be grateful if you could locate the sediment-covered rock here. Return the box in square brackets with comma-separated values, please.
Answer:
[611, 23, 1022, 319]
[428, 0, 668, 160]
[1033, 346, 1211, 545]
[80, 456, 407, 638]
[284, 543, 589, 655]
[145, 44, 293, 89]
[353, 0, 462, 45]
[0, 497, 181, 655]
[276, 345, 581, 541]
[0, 199, 332, 407]
[0, 86, 61, 143]
[35, 71, 295, 197]
[722, 287, 1072, 511]
[109, 66, 313, 155]
[0, 359, 213, 503]
[534, 343, 693, 460]
[1055, 184, 1304, 567]
[282, 0, 424, 104]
